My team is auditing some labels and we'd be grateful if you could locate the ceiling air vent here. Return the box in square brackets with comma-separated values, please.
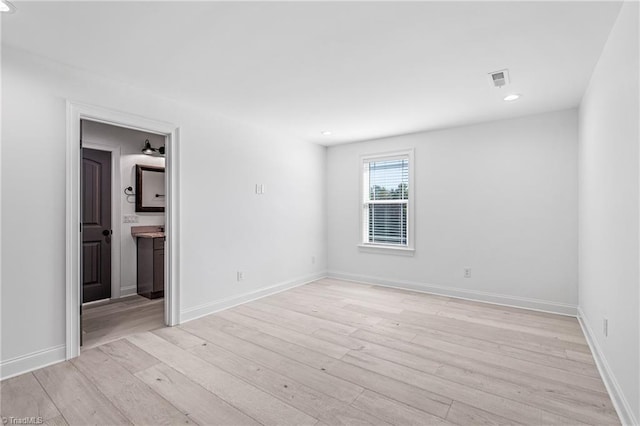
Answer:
[488, 69, 510, 88]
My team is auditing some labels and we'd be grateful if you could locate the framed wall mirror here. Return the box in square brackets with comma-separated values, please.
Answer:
[136, 165, 165, 212]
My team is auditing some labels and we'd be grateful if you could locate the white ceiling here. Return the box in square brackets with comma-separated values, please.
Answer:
[2, 1, 622, 145]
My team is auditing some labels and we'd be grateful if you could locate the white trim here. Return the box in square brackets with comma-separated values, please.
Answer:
[360, 150, 412, 162]
[0, 345, 66, 381]
[328, 270, 577, 316]
[119, 285, 137, 298]
[577, 308, 637, 426]
[357, 244, 415, 256]
[66, 101, 181, 360]
[180, 272, 328, 323]
[165, 126, 181, 327]
[81, 141, 122, 299]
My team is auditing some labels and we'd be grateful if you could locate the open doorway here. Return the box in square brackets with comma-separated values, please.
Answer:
[66, 102, 179, 360]
[80, 120, 167, 349]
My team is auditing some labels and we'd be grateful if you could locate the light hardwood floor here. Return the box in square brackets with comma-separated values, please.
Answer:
[82, 295, 165, 349]
[0, 278, 619, 425]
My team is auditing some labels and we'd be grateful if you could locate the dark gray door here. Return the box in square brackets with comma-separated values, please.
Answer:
[82, 147, 112, 303]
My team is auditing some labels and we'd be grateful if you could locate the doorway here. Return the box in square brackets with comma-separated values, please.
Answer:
[66, 102, 180, 359]
[80, 120, 169, 349]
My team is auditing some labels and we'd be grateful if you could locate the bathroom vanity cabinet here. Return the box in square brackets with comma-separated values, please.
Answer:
[136, 237, 164, 299]
[131, 226, 165, 299]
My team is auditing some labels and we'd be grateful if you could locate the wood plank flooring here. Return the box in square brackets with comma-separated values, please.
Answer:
[0, 278, 620, 425]
[82, 295, 165, 349]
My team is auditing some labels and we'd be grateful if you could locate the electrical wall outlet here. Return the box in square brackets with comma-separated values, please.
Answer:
[464, 268, 471, 278]
[124, 215, 139, 223]
[237, 271, 244, 281]
[603, 318, 608, 337]
[255, 184, 265, 195]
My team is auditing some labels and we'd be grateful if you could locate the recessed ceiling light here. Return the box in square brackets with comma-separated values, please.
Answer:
[0, 0, 16, 13]
[321, 131, 332, 136]
[503, 94, 521, 102]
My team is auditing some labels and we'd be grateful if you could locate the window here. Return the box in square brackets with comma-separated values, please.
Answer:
[361, 150, 414, 253]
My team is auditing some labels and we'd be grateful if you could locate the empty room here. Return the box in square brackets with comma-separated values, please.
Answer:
[1, 1, 638, 425]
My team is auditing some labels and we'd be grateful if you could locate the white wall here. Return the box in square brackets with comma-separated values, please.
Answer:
[0, 48, 327, 375]
[578, 2, 639, 423]
[327, 110, 579, 313]
[81, 120, 166, 299]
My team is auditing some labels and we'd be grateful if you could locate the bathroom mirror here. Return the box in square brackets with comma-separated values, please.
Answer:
[135, 165, 165, 212]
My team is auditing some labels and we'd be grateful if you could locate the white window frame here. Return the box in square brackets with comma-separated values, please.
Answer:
[358, 149, 415, 256]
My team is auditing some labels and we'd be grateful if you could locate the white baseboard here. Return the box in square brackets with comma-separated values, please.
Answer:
[0, 344, 66, 381]
[180, 271, 328, 323]
[328, 271, 577, 316]
[577, 308, 638, 426]
[119, 285, 137, 297]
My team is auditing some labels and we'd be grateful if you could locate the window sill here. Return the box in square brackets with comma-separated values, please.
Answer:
[358, 244, 415, 256]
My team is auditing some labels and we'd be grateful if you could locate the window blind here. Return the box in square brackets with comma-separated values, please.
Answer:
[364, 158, 409, 245]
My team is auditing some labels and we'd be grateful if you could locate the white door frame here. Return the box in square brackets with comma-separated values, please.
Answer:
[66, 101, 181, 359]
